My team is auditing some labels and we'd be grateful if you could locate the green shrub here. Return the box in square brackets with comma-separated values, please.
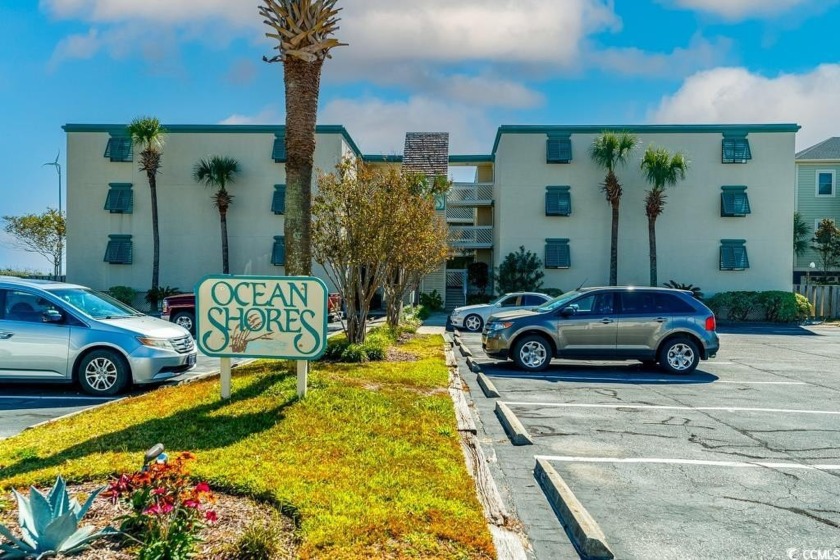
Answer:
[495, 246, 544, 293]
[399, 305, 423, 333]
[467, 294, 493, 305]
[323, 328, 391, 363]
[419, 289, 443, 311]
[227, 516, 285, 560]
[707, 291, 811, 322]
[663, 280, 704, 300]
[107, 285, 138, 306]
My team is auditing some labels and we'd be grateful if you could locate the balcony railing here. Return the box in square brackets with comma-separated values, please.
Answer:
[447, 182, 494, 206]
[446, 206, 474, 223]
[449, 226, 493, 249]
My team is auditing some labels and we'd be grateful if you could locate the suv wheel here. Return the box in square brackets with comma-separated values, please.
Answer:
[172, 311, 195, 336]
[658, 337, 699, 375]
[463, 314, 483, 332]
[78, 350, 130, 396]
[513, 334, 551, 372]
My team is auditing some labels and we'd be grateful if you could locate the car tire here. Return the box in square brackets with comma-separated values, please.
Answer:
[512, 334, 551, 372]
[78, 349, 130, 396]
[463, 314, 484, 332]
[172, 311, 196, 336]
[658, 337, 699, 375]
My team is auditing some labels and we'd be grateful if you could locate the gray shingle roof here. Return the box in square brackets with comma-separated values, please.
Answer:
[402, 132, 449, 176]
[796, 137, 840, 160]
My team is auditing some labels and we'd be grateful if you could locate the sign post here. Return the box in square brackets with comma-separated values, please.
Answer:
[194, 276, 329, 400]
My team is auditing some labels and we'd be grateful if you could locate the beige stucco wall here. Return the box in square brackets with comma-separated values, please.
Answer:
[493, 130, 796, 294]
[66, 129, 346, 296]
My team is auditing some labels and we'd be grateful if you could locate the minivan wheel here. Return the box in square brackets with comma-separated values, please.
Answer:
[463, 314, 484, 332]
[513, 335, 551, 372]
[172, 311, 195, 336]
[78, 350, 130, 396]
[658, 337, 699, 375]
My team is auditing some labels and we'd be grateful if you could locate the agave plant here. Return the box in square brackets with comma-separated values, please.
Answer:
[0, 476, 115, 558]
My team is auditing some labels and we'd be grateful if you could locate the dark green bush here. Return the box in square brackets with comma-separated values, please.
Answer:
[467, 294, 493, 305]
[707, 291, 811, 322]
[419, 289, 444, 311]
[107, 285, 138, 306]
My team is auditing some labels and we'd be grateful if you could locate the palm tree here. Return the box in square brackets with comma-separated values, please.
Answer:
[794, 212, 810, 257]
[127, 117, 165, 301]
[640, 145, 689, 287]
[193, 156, 241, 274]
[260, 0, 346, 276]
[590, 132, 638, 285]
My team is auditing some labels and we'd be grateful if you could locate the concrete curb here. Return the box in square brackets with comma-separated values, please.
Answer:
[465, 356, 480, 372]
[477, 372, 501, 398]
[460, 344, 474, 358]
[24, 396, 129, 433]
[534, 458, 614, 560]
[494, 402, 533, 445]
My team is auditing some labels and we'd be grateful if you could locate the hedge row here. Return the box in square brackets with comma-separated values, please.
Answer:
[705, 291, 812, 322]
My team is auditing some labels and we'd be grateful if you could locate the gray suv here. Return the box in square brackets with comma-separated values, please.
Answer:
[482, 287, 719, 374]
[0, 277, 196, 395]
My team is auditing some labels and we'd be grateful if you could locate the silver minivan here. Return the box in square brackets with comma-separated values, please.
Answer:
[0, 277, 196, 395]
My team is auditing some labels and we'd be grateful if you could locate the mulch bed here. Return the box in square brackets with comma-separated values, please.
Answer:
[0, 482, 298, 559]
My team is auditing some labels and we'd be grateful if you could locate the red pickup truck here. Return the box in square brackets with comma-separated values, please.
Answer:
[162, 292, 343, 336]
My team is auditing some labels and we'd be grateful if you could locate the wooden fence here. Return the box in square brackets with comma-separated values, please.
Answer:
[794, 284, 840, 319]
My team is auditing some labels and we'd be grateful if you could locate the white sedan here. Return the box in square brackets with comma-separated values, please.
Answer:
[450, 292, 553, 332]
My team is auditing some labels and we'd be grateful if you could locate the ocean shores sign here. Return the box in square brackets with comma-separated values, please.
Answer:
[195, 276, 328, 360]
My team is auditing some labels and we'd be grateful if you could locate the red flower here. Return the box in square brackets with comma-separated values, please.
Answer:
[143, 504, 162, 516]
[183, 499, 199, 509]
[194, 482, 210, 494]
[161, 503, 174, 514]
[204, 510, 218, 523]
[152, 487, 167, 495]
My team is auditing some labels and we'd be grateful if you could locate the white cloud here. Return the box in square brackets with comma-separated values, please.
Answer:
[47, 28, 100, 70]
[649, 64, 840, 149]
[666, 0, 815, 20]
[590, 35, 731, 78]
[40, 0, 257, 27]
[219, 106, 282, 125]
[319, 96, 497, 155]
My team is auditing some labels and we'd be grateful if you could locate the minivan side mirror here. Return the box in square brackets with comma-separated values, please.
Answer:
[560, 306, 576, 317]
[42, 309, 63, 323]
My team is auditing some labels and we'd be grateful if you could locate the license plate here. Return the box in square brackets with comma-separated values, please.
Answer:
[186, 354, 196, 366]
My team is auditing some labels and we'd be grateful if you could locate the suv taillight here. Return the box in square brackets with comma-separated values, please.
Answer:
[705, 315, 716, 331]
[161, 300, 169, 313]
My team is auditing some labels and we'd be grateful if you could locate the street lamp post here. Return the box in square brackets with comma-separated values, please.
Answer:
[43, 152, 62, 279]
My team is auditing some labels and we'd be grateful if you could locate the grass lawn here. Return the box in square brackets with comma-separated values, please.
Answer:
[0, 334, 495, 559]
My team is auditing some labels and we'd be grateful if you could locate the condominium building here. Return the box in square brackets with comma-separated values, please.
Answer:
[63, 122, 799, 308]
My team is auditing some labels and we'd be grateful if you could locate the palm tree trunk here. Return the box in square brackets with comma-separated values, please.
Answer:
[220, 209, 229, 274]
[147, 169, 160, 293]
[283, 57, 324, 277]
[648, 216, 657, 287]
[610, 200, 619, 286]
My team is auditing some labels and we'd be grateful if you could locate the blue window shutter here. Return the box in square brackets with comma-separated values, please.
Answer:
[720, 186, 751, 217]
[546, 135, 572, 164]
[104, 183, 134, 213]
[104, 136, 133, 162]
[271, 184, 286, 214]
[545, 238, 571, 268]
[272, 134, 286, 162]
[720, 240, 749, 270]
[722, 135, 751, 164]
[545, 186, 572, 216]
[272, 236, 286, 266]
[104, 235, 133, 264]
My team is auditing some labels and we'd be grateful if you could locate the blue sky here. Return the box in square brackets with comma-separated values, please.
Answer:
[1, 0, 839, 271]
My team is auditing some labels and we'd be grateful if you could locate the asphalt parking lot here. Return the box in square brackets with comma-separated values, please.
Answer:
[455, 324, 840, 560]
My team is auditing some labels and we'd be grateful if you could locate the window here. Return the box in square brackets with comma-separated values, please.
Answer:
[721, 135, 751, 164]
[522, 294, 549, 306]
[271, 236, 285, 266]
[654, 293, 696, 313]
[569, 292, 613, 315]
[816, 170, 835, 197]
[104, 183, 133, 213]
[104, 235, 133, 264]
[619, 292, 656, 314]
[720, 186, 751, 217]
[546, 134, 572, 164]
[545, 186, 571, 216]
[720, 239, 749, 271]
[271, 184, 286, 214]
[104, 136, 133, 162]
[545, 238, 571, 269]
[272, 134, 286, 163]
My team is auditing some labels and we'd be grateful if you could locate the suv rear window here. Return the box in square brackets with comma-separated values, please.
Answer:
[654, 293, 696, 313]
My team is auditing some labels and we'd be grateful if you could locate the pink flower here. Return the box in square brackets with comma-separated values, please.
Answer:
[143, 504, 162, 516]
[161, 503, 174, 514]
[152, 487, 166, 495]
[183, 500, 199, 509]
[204, 510, 218, 523]
[194, 482, 210, 493]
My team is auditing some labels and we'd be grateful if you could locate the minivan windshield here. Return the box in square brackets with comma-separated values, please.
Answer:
[49, 288, 143, 319]
[534, 290, 583, 313]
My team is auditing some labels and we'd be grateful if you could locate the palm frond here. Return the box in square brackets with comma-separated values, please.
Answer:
[260, 0, 347, 63]
[641, 145, 689, 190]
[590, 131, 638, 172]
[127, 116, 165, 151]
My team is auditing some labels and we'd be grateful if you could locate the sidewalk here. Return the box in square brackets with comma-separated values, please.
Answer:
[417, 311, 452, 335]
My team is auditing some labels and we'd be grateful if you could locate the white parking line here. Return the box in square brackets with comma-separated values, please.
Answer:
[489, 374, 805, 385]
[0, 395, 113, 401]
[503, 402, 840, 415]
[535, 455, 840, 470]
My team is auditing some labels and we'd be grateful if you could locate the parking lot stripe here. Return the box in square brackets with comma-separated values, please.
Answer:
[503, 402, 840, 415]
[0, 395, 113, 401]
[488, 374, 805, 385]
[534, 455, 840, 471]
